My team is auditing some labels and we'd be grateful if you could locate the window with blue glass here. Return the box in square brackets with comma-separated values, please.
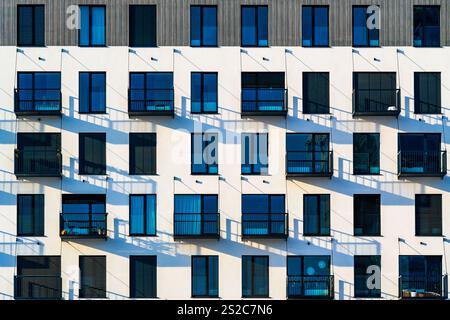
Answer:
[354, 256, 381, 298]
[129, 194, 156, 236]
[287, 256, 331, 298]
[399, 256, 443, 298]
[353, 133, 380, 175]
[303, 194, 330, 236]
[242, 256, 269, 298]
[241, 133, 268, 175]
[414, 6, 440, 47]
[354, 194, 381, 236]
[399, 133, 443, 175]
[191, 72, 218, 113]
[129, 5, 156, 47]
[353, 6, 380, 47]
[414, 72, 441, 114]
[302, 6, 329, 47]
[130, 256, 157, 298]
[303, 72, 329, 114]
[17, 5, 45, 47]
[241, 6, 268, 47]
[174, 195, 218, 237]
[191, 133, 218, 175]
[416, 194, 442, 236]
[192, 256, 218, 298]
[79, 5, 106, 47]
[79, 72, 106, 113]
[17, 194, 44, 236]
[129, 72, 174, 113]
[191, 6, 217, 47]
[241, 72, 286, 113]
[16, 72, 61, 113]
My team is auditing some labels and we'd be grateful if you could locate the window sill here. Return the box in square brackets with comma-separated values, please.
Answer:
[191, 112, 220, 115]
[354, 234, 382, 237]
[303, 234, 332, 237]
[191, 173, 219, 176]
[352, 173, 382, 176]
[415, 234, 443, 237]
[129, 234, 158, 237]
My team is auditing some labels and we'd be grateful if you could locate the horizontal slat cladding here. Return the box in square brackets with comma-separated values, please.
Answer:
[0, 0, 449, 46]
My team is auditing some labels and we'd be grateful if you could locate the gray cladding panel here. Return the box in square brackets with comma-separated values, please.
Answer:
[0, 0, 449, 46]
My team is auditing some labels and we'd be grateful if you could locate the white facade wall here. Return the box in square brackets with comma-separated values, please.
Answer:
[0, 46, 449, 299]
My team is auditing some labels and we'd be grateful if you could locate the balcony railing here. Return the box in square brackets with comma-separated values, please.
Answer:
[352, 89, 401, 116]
[14, 275, 62, 300]
[286, 151, 333, 177]
[287, 275, 334, 299]
[399, 275, 448, 299]
[398, 151, 447, 178]
[128, 88, 174, 116]
[173, 213, 220, 239]
[14, 149, 62, 177]
[242, 213, 288, 239]
[14, 89, 62, 116]
[60, 212, 108, 239]
[241, 88, 288, 116]
[353, 152, 380, 174]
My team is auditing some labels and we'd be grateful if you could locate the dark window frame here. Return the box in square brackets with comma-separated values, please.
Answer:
[79, 72, 106, 114]
[354, 255, 381, 298]
[191, 255, 219, 298]
[413, 5, 441, 48]
[17, 5, 45, 47]
[414, 72, 442, 114]
[129, 194, 157, 237]
[353, 133, 381, 175]
[415, 194, 442, 237]
[129, 255, 157, 298]
[191, 133, 219, 175]
[303, 194, 330, 237]
[78, 5, 107, 47]
[191, 72, 219, 114]
[353, 194, 381, 237]
[302, 72, 330, 114]
[242, 255, 269, 298]
[79, 132, 107, 175]
[129, 133, 157, 175]
[241, 133, 269, 175]
[79, 255, 107, 299]
[17, 194, 45, 237]
[129, 5, 157, 47]
[190, 5, 218, 47]
[302, 5, 330, 48]
[241, 5, 269, 48]
[352, 5, 381, 48]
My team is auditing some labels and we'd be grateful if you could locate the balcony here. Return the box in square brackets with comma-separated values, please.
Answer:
[242, 213, 288, 239]
[352, 89, 401, 116]
[14, 149, 62, 178]
[399, 275, 448, 299]
[173, 213, 220, 239]
[286, 151, 333, 178]
[14, 275, 62, 300]
[398, 151, 447, 178]
[128, 88, 174, 116]
[14, 89, 62, 116]
[241, 88, 288, 116]
[287, 275, 334, 299]
[60, 212, 108, 239]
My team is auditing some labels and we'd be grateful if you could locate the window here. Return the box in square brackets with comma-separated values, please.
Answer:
[191, 6, 217, 47]
[399, 256, 443, 298]
[130, 256, 157, 298]
[129, 194, 156, 236]
[79, 72, 106, 113]
[241, 133, 268, 175]
[129, 133, 156, 175]
[191, 133, 218, 175]
[17, 195, 44, 236]
[242, 256, 269, 298]
[79, 133, 106, 175]
[192, 256, 218, 298]
[17, 5, 44, 46]
[241, 6, 268, 47]
[129, 5, 156, 47]
[287, 256, 332, 298]
[191, 72, 218, 113]
[129, 72, 174, 113]
[302, 6, 329, 47]
[79, 5, 106, 47]
[303, 194, 330, 236]
[352, 6, 380, 47]
[242, 194, 286, 237]
[414, 6, 440, 47]
[353, 133, 380, 175]
[174, 195, 219, 237]
[415, 194, 442, 236]
[354, 256, 381, 298]
[286, 133, 331, 175]
[16, 72, 61, 113]
[414, 73, 441, 114]
[303, 72, 329, 114]
[79, 256, 106, 298]
[354, 194, 381, 236]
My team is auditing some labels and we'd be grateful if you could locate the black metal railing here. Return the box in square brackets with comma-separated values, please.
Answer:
[353, 152, 379, 174]
[287, 275, 334, 299]
[398, 151, 447, 177]
[399, 274, 448, 299]
[14, 275, 62, 300]
[173, 213, 220, 239]
[242, 213, 288, 238]
[14, 89, 62, 115]
[128, 88, 174, 115]
[60, 212, 108, 238]
[14, 149, 62, 177]
[286, 151, 333, 177]
[241, 88, 287, 115]
[353, 88, 401, 116]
